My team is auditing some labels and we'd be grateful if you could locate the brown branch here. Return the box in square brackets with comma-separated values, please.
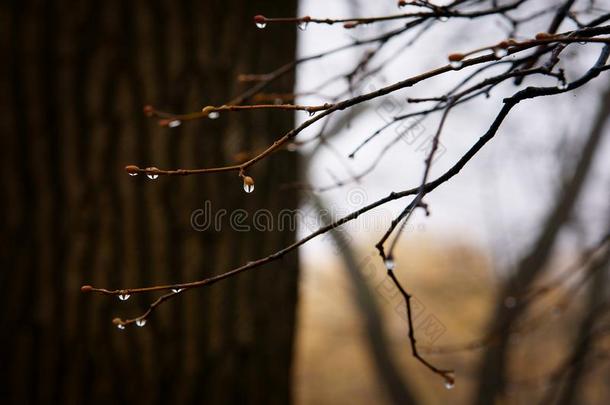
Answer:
[80, 4, 610, 386]
[125, 29, 610, 185]
[83, 46, 610, 342]
[254, 0, 529, 29]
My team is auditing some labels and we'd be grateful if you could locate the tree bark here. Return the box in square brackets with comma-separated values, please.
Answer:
[0, 0, 299, 404]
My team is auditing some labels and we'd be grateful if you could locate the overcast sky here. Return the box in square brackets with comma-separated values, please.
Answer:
[293, 0, 610, 270]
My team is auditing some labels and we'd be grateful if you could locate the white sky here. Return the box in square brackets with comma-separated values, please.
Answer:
[293, 0, 610, 269]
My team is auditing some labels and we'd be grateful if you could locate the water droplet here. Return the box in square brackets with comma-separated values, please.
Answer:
[168, 120, 181, 128]
[450, 60, 463, 70]
[254, 15, 267, 29]
[504, 296, 517, 308]
[439, 16, 449, 22]
[136, 319, 147, 327]
[308, 110, 315, 117]
[126, 165, 140, 176]
[445, 381, 455, 390]
[118, 293, 130, 301]
[286, 142, 298, 152]
[297, 21, 308, 31]
[146, 167, 159, 180]
[208, 111, 220, 120]
[172, 288, 183, 293]
[494, 47, 508, 58]
[384, 258, 395, 270]
[117, 324, 126, 330]
[558, 81, 568, 90]
[243, 176, 255, 193]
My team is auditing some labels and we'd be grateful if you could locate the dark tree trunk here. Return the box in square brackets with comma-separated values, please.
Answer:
[0, 0, 299, 404]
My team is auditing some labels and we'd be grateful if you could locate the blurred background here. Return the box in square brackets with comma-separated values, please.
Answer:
[2, 0, 610, 404]
[294, 0, 610, 404]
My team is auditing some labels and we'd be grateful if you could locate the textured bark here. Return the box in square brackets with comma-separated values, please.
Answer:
[0, 0, 299, 404]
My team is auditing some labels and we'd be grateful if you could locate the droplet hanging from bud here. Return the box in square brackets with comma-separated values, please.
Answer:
[118, 293, 131, 301]
[125, 165, 140, 177]
[112, 317, 125, 330]
[243, 176, 255, 193]
[136, 319, 147, 327]
[448, 53, 465, 69]
[439, 16, 449, 22]
[298, 16, 311, 31]
[450, 60, 463, 70]
[384, 257, 395, 271]
[254, 15, 267, 29]
[168, 120, 181, 128]
[146, 167, 159, 180]
[493, 47, 508, 58]
[202, 105, 220, 120]
[172, 288, 183, 293]
[444, 372, 456, 390]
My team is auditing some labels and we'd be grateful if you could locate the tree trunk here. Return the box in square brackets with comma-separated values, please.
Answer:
[0, 0, 299, 404]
